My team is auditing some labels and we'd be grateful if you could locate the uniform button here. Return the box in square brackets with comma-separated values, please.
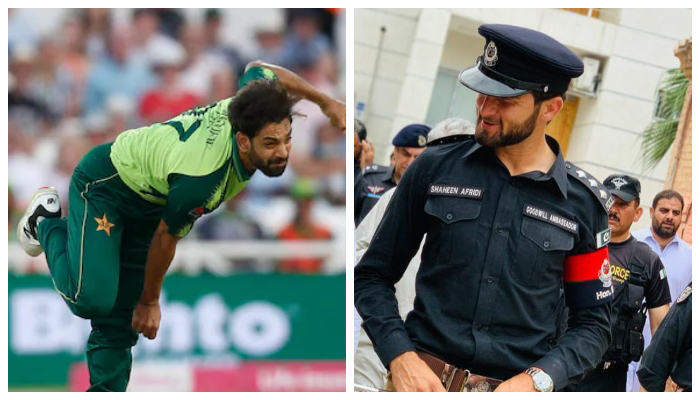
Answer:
[446, 213, 453, 220]
[486, 276, 495, 283]
[497, 226, 504, 233]
[543, 240, 550, 248]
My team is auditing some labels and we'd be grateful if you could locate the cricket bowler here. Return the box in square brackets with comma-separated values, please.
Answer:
[17, 61, 345, 391]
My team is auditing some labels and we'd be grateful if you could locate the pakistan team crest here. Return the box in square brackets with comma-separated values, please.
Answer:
[484, 41, 499, 67]
[598, 258, 612, 288]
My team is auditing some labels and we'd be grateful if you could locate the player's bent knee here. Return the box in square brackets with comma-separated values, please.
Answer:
[72, 297, 115, 319]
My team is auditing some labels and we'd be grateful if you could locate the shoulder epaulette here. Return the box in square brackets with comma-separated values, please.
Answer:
[565, 162, 613, 212]
[677, 282, 692, 303]
[362, 164, 389, 175]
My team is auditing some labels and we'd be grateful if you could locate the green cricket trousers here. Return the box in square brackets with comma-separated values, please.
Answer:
[37, 142, 163, 391]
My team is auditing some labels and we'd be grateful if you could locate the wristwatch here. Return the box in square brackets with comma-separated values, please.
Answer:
[525, 367, 554, 392]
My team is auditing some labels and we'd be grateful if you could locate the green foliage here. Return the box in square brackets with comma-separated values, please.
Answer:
[640, 68, 689, 171]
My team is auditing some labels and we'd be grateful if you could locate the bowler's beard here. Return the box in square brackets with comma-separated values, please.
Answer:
[249, 145, 288, 177]
[651, 216, 678, 239]
[475, 103, 540, 148]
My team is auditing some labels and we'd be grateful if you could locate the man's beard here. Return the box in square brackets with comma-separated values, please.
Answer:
[249, 146, 288, 177]
[475, 103, 540, 148]
[651, 216, 678, 239]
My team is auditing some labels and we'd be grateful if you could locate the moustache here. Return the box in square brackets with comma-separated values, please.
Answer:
[268, 157, 288, 166]
[608, 213, 620, 222]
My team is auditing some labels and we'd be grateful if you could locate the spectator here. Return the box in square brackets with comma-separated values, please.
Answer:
[31, 37, 78, 118]
[203, 9, 248, 76]
[289, 55, 343, 179]
[179, 23, 229, 98]
[8, 8, 40, 54]
[279, 9, 332, 71]
[314, 122, 345, 205]
[196, 189, 266, 271]
[47, 134, 93, 211]
[83, 26, 155, 116]
[277, 179, 332, 274]
[208, 68, 236, 104]
[9, 44, 55, 125]
[138, 40, 201, 125]
[58, 13, 91, 109]
[130, 8, 181, 68]
[251, 13, 286, 65]
[83, 8, 112, 60]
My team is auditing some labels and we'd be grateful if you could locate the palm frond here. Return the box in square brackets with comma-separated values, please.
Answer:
[639, 68, 689, 171]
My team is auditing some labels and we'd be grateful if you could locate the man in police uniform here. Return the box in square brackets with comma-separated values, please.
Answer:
[638, 282, 692, 392]
[565, 175, 671, 392]
[355, 24, 615, 392]
[354, 124, 429, 227]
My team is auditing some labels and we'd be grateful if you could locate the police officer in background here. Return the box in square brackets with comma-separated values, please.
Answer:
[565, 175, 671, 392]
[354, 124, 429, 226]
[355, 24, 614, 392]
[638, 282, 692, 392]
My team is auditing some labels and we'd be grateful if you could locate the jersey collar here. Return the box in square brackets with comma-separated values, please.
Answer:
[231, 135, 252, 182]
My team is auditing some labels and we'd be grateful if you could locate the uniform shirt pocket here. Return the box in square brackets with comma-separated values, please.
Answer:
[512, 217, 574, 287]
[424, 196, 481, 265]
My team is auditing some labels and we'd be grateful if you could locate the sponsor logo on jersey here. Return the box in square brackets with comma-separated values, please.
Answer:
[598, 258, 613, 288]
[523, 204, 578, 233]
[428, 184, 484, 199]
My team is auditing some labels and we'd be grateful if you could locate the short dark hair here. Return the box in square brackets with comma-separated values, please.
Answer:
[531, 90, 567, 105]
[354, 118, 367, 141]
[228, 80, 299, 139]
[652, 189, 685, 211]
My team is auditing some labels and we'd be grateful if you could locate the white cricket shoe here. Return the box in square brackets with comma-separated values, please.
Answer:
[17, 187, 62, 257]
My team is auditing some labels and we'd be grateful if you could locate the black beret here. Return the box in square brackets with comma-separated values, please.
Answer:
[392, 124, 430, 147]
[459, 24, 584, 97]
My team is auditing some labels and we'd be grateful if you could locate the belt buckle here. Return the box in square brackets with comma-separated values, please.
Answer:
[441, 365, 457, 391]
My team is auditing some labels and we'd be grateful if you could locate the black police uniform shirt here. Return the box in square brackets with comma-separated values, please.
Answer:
[355, 135, 614, 390]
[607, 236, 671, 313]
[637, 282, 692, 391]
[354, 164, 396, 227]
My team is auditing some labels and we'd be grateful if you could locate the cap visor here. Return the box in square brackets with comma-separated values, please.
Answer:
[458, 66, 528, 98]
[608, 189, 637, 203]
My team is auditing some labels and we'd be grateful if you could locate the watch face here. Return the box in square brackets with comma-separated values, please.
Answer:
[534, 372, 553, 392]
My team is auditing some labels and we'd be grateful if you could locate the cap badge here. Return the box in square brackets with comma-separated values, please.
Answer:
[611, 177, 628, 190]
[484, 41, 498, 67]
[418, 135, 427, 146]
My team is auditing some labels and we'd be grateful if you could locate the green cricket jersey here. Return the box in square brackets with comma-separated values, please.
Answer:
[110, 98, 251, 237]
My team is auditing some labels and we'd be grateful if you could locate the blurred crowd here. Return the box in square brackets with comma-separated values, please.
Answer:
[8, 8, 346, 274]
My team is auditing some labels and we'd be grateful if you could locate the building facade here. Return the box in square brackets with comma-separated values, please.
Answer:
[354, 8, 692, 230]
